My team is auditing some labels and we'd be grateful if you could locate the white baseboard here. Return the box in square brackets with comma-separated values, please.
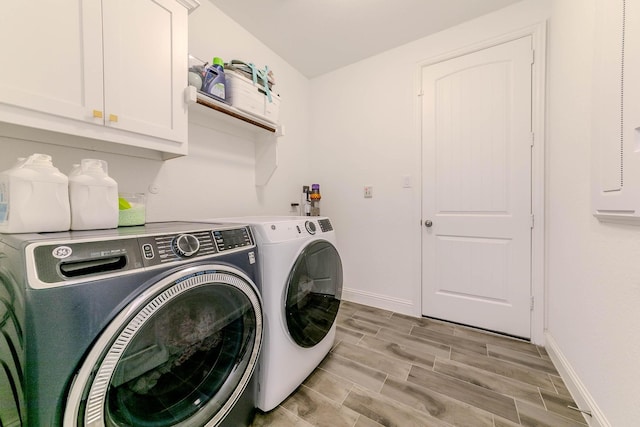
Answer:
[341, 287, 415, 316]
[544, 332, 610, 427]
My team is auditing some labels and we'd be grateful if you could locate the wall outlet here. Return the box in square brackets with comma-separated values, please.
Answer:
[364, 186, 373, 198]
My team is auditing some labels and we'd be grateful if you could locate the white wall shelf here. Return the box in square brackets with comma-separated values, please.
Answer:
[192, 92, 282, 135]
[188, 92, 282, 186]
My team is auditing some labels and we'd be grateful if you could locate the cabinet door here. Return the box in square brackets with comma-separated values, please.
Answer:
[592, 0, 640, 224]
[0, 0, 103, 123]
[102, 0, 188, 142]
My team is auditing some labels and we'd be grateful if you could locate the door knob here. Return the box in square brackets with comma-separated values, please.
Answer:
[424, 220, 433, 228]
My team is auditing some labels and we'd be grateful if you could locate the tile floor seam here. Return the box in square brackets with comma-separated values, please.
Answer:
[537, 387, 548, 412]
[547, 374, 560, 395]
[513, 399, 523, 425]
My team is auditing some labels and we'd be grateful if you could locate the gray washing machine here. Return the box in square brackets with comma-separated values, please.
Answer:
[0, 222, 262, 427]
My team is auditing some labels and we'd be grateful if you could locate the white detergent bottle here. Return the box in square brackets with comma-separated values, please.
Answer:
[69, 159, 118, 230]
[0, 153, 71, 233]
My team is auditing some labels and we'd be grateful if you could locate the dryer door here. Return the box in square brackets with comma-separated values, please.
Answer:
[285, 240, 343, 348]
[65, 266, 262, 427]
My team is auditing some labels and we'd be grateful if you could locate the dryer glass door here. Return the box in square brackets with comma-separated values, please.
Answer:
[66, 268, 262, 427]
[285, 240, 343, 348]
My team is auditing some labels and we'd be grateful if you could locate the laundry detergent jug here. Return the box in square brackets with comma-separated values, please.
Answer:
[202, 57, 226, 101]
[0, 153, 70, 233]
[69, 159, 119, 230]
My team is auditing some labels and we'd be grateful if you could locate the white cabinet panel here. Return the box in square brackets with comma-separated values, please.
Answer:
[592, 0, 640, 223]
[0, 0, 103, 122]
[102, 0, 187, 141]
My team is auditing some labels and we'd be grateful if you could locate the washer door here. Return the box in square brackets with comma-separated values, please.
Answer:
[0, 267, 24, 427]
[65, 266, 262, 427]
[284, 240, 343, 348]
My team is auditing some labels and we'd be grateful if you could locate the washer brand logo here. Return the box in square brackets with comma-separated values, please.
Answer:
[52, 246, 72, 259]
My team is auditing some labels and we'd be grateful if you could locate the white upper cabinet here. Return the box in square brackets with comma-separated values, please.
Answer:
[0, 0, 197, 159]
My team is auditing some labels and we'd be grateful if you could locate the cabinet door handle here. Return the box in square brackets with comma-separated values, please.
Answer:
[92, 110, 103, 118]
[109, 114, 118, 123]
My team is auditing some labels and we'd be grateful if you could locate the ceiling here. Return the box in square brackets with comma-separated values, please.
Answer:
[209, 0, 524, 78]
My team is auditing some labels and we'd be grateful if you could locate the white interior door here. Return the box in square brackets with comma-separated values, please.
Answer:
[421, 36, 533, 339]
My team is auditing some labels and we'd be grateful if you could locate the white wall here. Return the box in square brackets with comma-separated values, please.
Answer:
[545, 0, 640, 424]
[309, 0, 639, 424]
[309, 0, 551, 315]
[0, 1, 311, 221]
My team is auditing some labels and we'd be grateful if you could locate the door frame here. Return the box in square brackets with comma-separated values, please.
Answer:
[414, 22, 547, 345]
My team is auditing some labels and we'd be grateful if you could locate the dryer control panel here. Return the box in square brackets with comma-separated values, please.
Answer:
[253, 217, 334, 243]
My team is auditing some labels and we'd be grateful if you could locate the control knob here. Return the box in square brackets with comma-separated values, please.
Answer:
[305, 221, 316, 235]
[174, 234, 200, 257]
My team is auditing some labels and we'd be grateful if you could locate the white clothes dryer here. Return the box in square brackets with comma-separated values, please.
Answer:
[208, 216, 343, 412]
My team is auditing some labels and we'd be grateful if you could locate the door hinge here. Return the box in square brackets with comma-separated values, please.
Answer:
[530, 214, 535, 229]
[418, 90, 424, 97]
[530, 296, 535, 311]
[530, 132, 535, 147]
[530, 49, 535, 65]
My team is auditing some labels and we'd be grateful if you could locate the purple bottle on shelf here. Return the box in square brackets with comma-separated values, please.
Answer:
[203, 57, 226, 101]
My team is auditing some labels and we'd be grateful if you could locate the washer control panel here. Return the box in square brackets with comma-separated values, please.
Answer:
[139, 229, 216, 265]
[139, 226, 254, 266]
[22, 222, 255, 288]
[213, 227, 253, 252]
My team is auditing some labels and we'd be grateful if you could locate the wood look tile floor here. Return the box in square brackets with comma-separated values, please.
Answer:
[251, 301, 588, 427]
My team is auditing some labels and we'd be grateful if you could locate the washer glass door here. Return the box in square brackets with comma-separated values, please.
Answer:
[285, 240, 343, 348]
[66, 268, 262, 427]
[0, 267, 24, 427]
